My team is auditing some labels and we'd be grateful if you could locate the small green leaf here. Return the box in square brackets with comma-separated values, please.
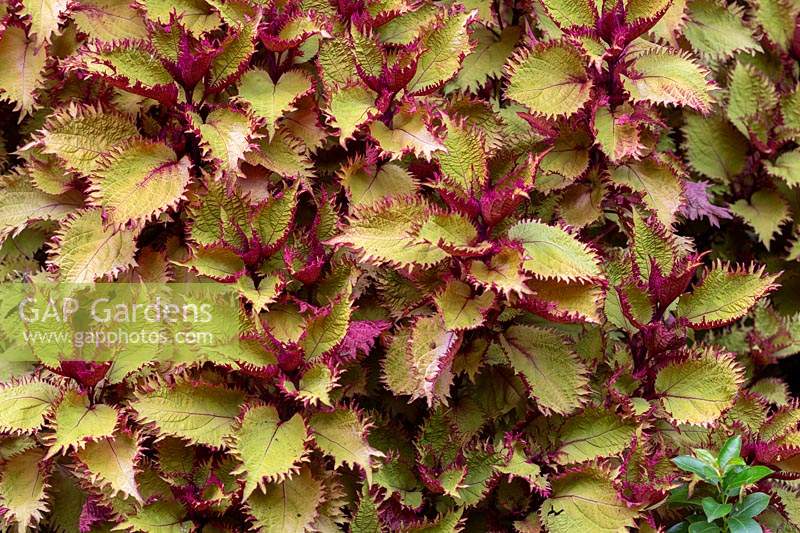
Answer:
[672, 456, 719, 483]
[732, 492, 770, 519]
[730, 190, 790, 246]
[727, 516, 763, 533]
[723, 465, 773, 491]
[237, 69, 312, 137]
[701, 497, 732, 522]
[688, 522, 721, 533]
[718, 435, 742, 470]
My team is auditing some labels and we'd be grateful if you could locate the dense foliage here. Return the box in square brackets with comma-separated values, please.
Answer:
[0, 0, 799, 531]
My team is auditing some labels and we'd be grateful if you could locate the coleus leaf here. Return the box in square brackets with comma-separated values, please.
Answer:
[177, 245, 246, 281]
[593, 105, 645, 163]
[498, 324, 589, 415]
[676, 262, 780, 329]
[438, 117, 488, 193]
[539, 466, 638, 533]
[0, 25, 47, 115]
[43, 389, 119, 458]
[76, 430, 143, 503]
[339, 158, 417, 207]
[71, 0, 149, 42]
[505, 40, 593, 119]
[73, 41, 179, 104]
[655, 347, 743, 425]
[245, 466, 324, 533]
[507, 219, 603, 282]
[727, 62, 777, 140]
[231, 404, 309, 500]
[466, 245, 530, 296]
[90, 140, 192, 226]
[683, 0, 761, 59]
[729, 190, 791, 246]
[406, 11, 472, 95]
[621, 49, 714, 113]
[0, 379, 60, 433]
[0, 183, 82, 240]
[610, 156, 685, 226]
[138, 0, 221, 35]
[49, 209, 138, 282]
[555, 407, 639, 464]
[682, 112, 748, 180]
[0, 448, 50, 531]
[206, 16, 258, 92]
[252, 185, 297, 250]
[327, 196, 447, 268]
[369, 105, 445, 161]
[327, 85, 377, 147]
[282, 361, 338, 406]
[540, 0, 596, 29]
[522, 278, 605, 324]
[754, 0, 800, 50]
[31, 104, 139, 174]
[21, 0, 70, 48]
[302, 290, 352, 360]
[115, 496, 191, 533]
[192, 107, 255, 176]
[447, 26, 520, 94]
[132, 380, 245, 447]
[764, 150, 800, 188]
[433, 279, 494, 331]
[309, 407, 383, 479]
[406, 313, 460, 406]
[188, 181, 250, 246]
[236, 69, 312, 137]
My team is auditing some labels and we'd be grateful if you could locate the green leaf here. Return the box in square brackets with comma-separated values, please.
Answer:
[683, 113, 748, 180]
[302, 292, 352, 359]
[44, 389, 118, 458]
[405, 314, 460, 406]
[466, 245, 530, 296]
[92, 140, 192, 226]
[555, 407, 638, 464]
[369, 106, 445, 161]
[0, 380, 59, 433]
[51, 209, 138, 282]
[76, 430, 143, 503]
[701, 497, 733, 521]
[499, 325, 588, 415]
[724, 465, 773, 491]
[0, 183, 82, 239]
[689, 523, 722, 533]
[447, 26, 520, 93]
[593, 105, 644, 162]
[764, 150, 800, 187]
[0, 26, 46, 114]
[539, 467, 638, 533]
[139, 0, 221, 35]
[339, 158, 417, 207]
[377, 4, 438, 45]
[309, 407, 382, 478]
[207, 19, 257, 90]
[188, 181, 250, 246]
[438, 117, 488, 192]
[20, 0, 69, 46]
[286, 362, 337, 406]
[718, 435, 742, 470]
[672, 456, 719, 482]
[754, 0, 800, 49]
[327, 85, 377, 146]
[507, 219, 603, 282]
[727, 517, 762, 533]
[245, 466, 324, 533]
[232, 405, 309, 501]
[540, 0, 597, 28]
[727, 62, 777, 139]
[621, 50, 713, 113]
[35, 104, 139, 173]
[0, 448, 49, 531]
[71, 0, 149, 42]
[132, 381, 245, 447]
[407, 12, 471, 94]
[677, 263, 779, 329]
[352, 485, 382, 533]
[497, 442, 549, 491]
[116, 497, 191, 533]
[327, 197, 447, 268]
[77, 40, 177, 97]
[237, 69, 312, 137]
[178, 245, 245, 281]
[194, 107, 254, 176]
[610, 157, 684, 225]
[683, 0, 760, 59]
[506, 41, 593, 119]
[252, 185, 297, 248]
[246, 127, 313, 178]
[433, 279, 494, 331]
[654, 347, 742, 424]
[732, 492, 770, 519]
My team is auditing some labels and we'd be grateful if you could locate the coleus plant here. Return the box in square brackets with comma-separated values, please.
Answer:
[0, 0, 798, 531]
